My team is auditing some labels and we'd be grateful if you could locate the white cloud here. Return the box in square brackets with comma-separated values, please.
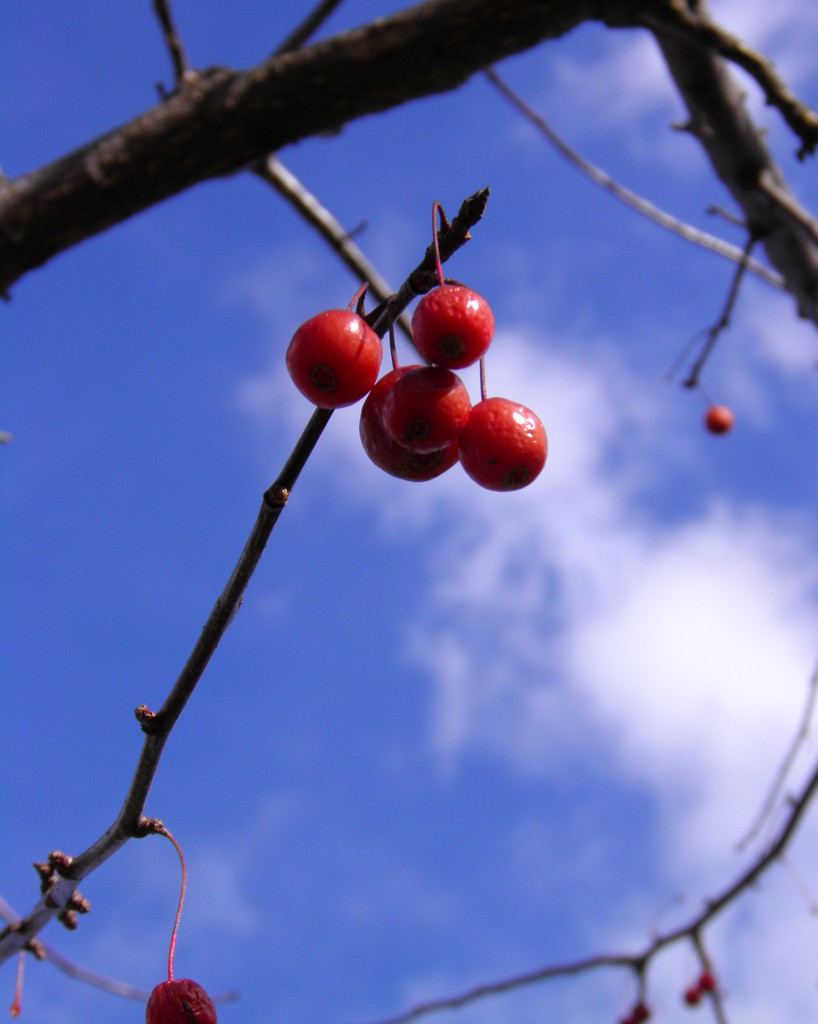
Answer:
[367, 329, 818, 885]
[548, 32, 675, 133]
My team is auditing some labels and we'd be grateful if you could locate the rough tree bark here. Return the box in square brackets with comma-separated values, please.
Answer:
[2, 0, 817, 327]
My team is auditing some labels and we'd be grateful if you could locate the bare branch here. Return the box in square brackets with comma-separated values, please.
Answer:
[651, 4, 818, 325]
[0, 189, 489, 966]
[756, 169, 818, 247]
[253, 156, 413, 341]
[680, 232, 756, 388]
[355, 952, 636, 1024]
[151, 0, 193, 86]
[642, 0, 818, 158]
[484, 68, 784, 290]
[272, 0, 346, 57]
[0, 0, 641, 294]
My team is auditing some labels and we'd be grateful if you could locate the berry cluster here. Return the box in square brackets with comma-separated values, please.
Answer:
[285, 205, 547, 492]
[683, 970, 717, 1007]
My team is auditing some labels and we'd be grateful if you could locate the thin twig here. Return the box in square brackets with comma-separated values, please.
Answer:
[151, 0, 192, 86]
[0, 189, 489, 968]
[254, 156, 413, 341]
[272, 0, 345, 57]
[0, 896, 150, 1001]
[681, 233, 756, 388]
[484, 68, 784, 290]
[355, 952, 636, 1024]
[641, 0, 818, 158]
[736, 658, 818, 852]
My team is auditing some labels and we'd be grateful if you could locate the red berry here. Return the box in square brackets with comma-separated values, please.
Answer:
[411, 285, 494, 369]
[697, 971, 717, 993]
[382, 366, 471, 453]
[286, 309, 382, 408]
[629, 1002, 651, 1023]
[360, 368, 459, 480]
[704, 404, 734, 435]
[683, 984, 701, 1007]
[457, 397, 547, 491]
[146, 979, 217, 1024]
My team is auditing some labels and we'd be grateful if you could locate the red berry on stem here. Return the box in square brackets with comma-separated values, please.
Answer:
[683, 984, 701, 1007]
[697, 971, 716, 993]
[411, 285, 494, 369]
[382, 366, 471, 453]
[704, 404, 734, 435]
[630, 1001, 651, 1023]
[146, 978, 217, 1024]
[144, 824, 217, 1022]
[286, 309, 382, 408]
[457, 397, 547, 491]
[360, 368, 459, 481]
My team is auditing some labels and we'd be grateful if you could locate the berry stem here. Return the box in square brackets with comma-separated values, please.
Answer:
[347, 281, 370, 312]
[431, 202, 447, 288]
[479, 355, 488, 401]
[153, 824, 187, 983]
[9, 950, 24, 1017]
[388, 305, 399, 372]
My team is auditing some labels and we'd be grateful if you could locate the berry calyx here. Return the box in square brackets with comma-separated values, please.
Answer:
[382, 366, 471, 453]
[457, 397, 547, 491]
[411, 285, 494, 369]
[286, 309, 382, 408]
[146, 979, 217, 1024]
[697, 971, 717, 993]
[704, 404, 734, 435]
[360, 368, 459, 481]
[683, 984, 701, 1007]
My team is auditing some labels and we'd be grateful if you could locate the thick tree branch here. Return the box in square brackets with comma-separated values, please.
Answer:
[0, 0, 637, 294]
[642, 0, 818, 158]
[650, 4, 818, 325]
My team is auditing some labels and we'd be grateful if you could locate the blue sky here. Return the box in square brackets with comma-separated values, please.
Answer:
[3, 2, 818, 1023]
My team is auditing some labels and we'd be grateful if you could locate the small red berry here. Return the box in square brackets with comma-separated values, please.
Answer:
[146, 979, 217, 1024]
[457, 397, 547, 491]
[704, 404, 734, 435]
[629, 1001, 650, 1023]
[411, 285, 495, 369]
[360, 368, 459, 480]
[683, 984, 701, 1007]
[697, 971, 716, 993]
[382, 366, 471, 453]
[286, 309, 382, 408]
